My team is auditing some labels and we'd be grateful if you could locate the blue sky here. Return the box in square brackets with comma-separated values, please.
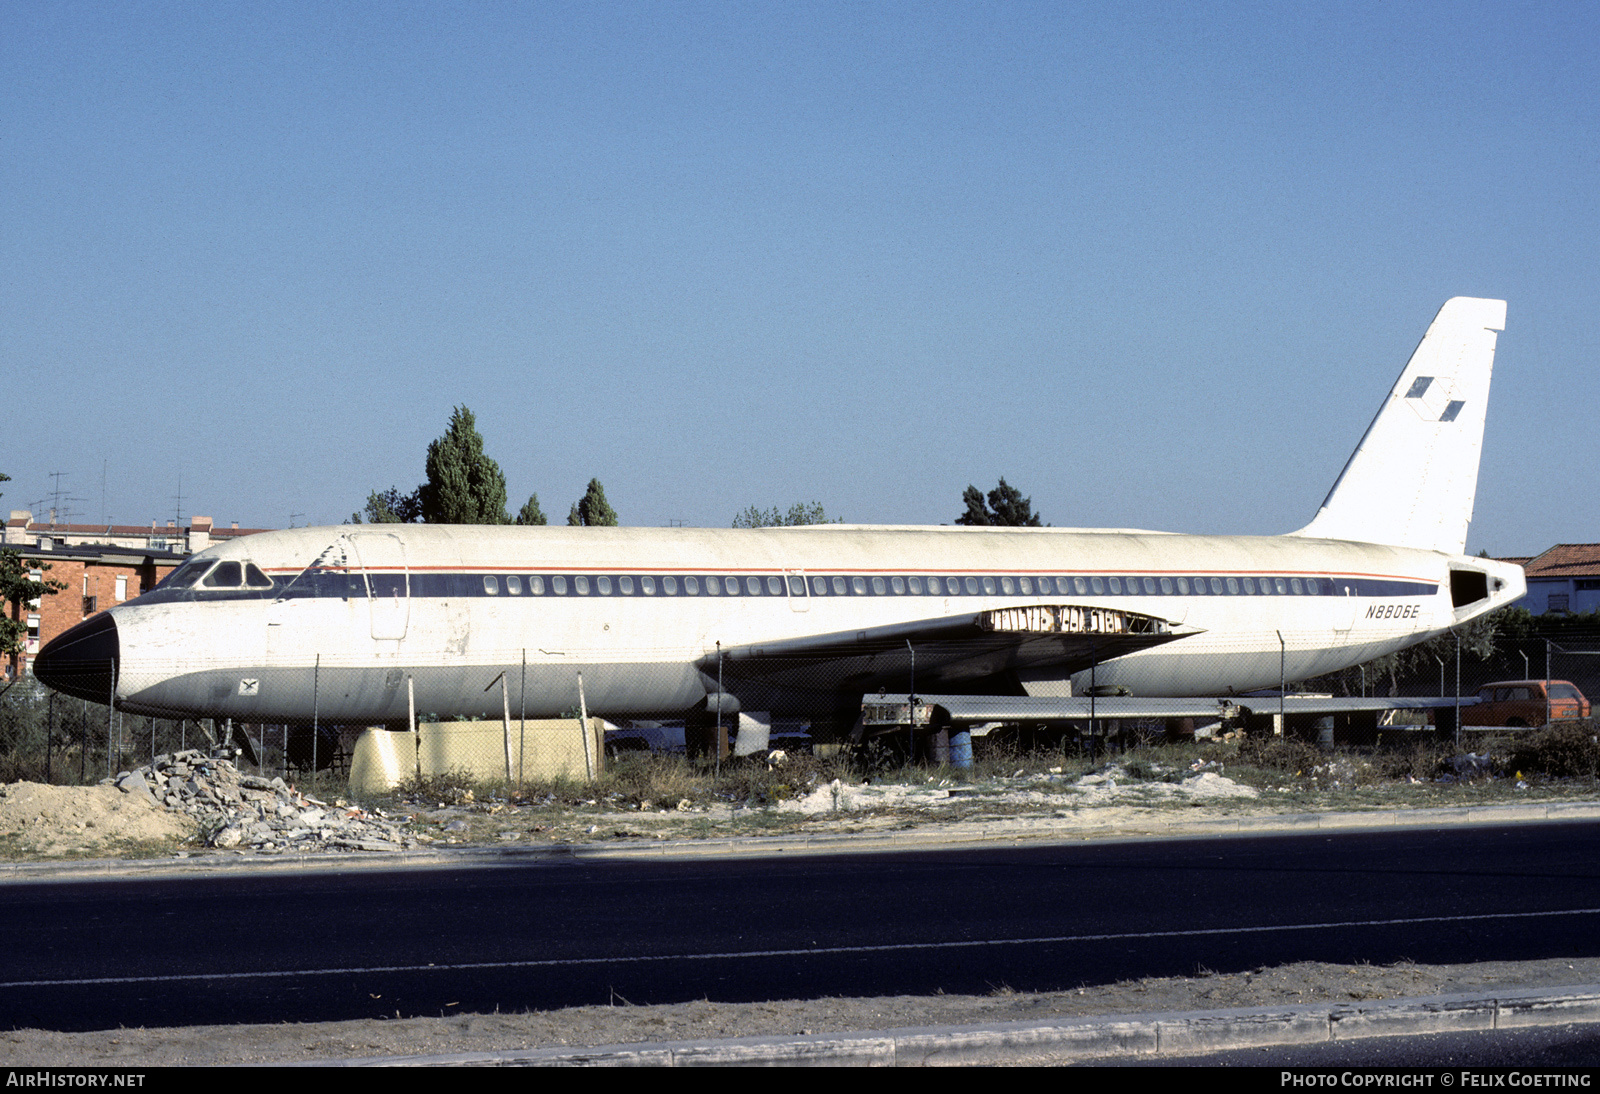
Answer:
[4, 1, 1595, 555]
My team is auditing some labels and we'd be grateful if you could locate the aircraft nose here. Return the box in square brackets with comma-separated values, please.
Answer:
[33, 612, 120, 704]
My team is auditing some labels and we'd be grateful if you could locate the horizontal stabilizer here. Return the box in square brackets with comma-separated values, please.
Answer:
[1293, 297, 1505, 554]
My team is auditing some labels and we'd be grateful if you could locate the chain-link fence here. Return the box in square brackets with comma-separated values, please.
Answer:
[10, 626, 1600, 791]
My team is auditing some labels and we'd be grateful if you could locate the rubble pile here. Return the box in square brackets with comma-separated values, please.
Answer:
[109, 750, 416, 853]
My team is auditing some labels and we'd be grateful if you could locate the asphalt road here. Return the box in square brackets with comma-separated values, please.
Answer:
[6, 821, 1600, 1032]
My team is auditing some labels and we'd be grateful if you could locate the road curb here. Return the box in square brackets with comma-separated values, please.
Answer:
[332, 984, 1600, 1066]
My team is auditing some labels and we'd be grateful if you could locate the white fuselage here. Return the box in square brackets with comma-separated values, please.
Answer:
[93, 523, 1525, 723]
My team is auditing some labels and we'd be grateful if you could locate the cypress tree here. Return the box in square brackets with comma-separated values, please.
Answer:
[515, 494, 548, 526]
[417, 406, 510, 525]
[572, 479, 618, 527]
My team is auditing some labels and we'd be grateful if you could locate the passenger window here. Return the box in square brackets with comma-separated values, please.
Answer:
[530, 575, 545, 595]
[507, 576, 522, 595]
[1274, 578, 1287, 595]
[1225, 578, 1239, 594]
[768, 576, 783, 595]
[552, 576, 567, 595]
[1176, 578, 1189, 594]
[575, 576, 590, 595]
[1290, 578, 1303, 595]
[745, 576, 761, 595]
[872, 577, 886, 595]
[599, 577, 615, 595]
[789, 576, 806, 596]
[832, 577, 846, 595]
[1243, 578, 1256, 594]
[1090, 577, 1104, 595]
[964, 577, 978, 595]
[852, 577, 867, 595]
[891, 577, 905, 594]
[619, 576, 635, 594]
[725, 577, 740, 595]
[704, 577, 719, 596]
[1108, 577, 1122, 594]
[812, 576, 828, 595]
[483, 575, 499, 595]
[1018, 577, 1031, 594]
[1159, 577, 1173, 595]
[1073, 577, 1088, 595]
[981, 577, 995, 595]
[683, 577, 697, 595]
[908, 577, 923, 595]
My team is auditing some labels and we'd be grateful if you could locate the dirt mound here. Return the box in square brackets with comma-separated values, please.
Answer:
[0, 781, 192, 857]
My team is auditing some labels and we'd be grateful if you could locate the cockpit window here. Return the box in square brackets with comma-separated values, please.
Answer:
[244, 563, 275, 589]
[161, 560, 212, 590]
[203, 561, 243, 588]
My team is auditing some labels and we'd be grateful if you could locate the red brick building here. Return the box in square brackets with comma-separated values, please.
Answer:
[2, 512, 273, 679]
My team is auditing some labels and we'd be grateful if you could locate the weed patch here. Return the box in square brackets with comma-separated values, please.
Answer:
[1508, 721, 1600, 780]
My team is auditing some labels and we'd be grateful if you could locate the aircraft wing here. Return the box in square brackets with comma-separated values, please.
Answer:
[705, 604, 1193, 696]
[862, 693, 1480, 724]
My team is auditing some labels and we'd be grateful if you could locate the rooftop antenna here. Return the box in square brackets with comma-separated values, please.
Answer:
[171, 473, 185, 528]
[289, 512, 305, 529]
[44, 472, 85, 529]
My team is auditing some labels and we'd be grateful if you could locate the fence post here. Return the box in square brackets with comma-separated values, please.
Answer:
[519, 650, 527, 787]
[408, 675, 419, 784]
[577, 671, 593, 781]
[1278, 630, 1286, 737]
[106, 662, 115, 781]
[311, 654, 320, 777]
[906, 640, 916, 763]
[1454, 630, 1462, 749]
[485, 671, 512, 783]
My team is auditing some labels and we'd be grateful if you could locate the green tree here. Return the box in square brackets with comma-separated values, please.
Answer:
[417, 406, 510, 525]
[0, 475, 65, 658]
[515, 494, 548, 526]
[955, 478, 1043, 526]
[569, 479, 618, 527]
[350, 486, 422, 524]
[732, 501, 841, 528]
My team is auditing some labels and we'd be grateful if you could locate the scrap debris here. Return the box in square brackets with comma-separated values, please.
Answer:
[110, 750, 416, 853]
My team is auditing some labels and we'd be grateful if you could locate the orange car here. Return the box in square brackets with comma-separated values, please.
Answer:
[1462, 680, 1592, 728]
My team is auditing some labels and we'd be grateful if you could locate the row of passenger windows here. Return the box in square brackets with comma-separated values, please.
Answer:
[162, 566, 1437, 602]
[461, 572, 1434, 598]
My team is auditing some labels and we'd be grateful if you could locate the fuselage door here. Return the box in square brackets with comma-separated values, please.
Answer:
[349, 532, 409, 640]
[786, 569, 810, 613]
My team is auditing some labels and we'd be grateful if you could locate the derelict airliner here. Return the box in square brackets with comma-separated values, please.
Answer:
[35, 298, 1525, 729]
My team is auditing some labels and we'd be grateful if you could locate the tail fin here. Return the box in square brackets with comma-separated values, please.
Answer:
[1292, 296, 1506, 555]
